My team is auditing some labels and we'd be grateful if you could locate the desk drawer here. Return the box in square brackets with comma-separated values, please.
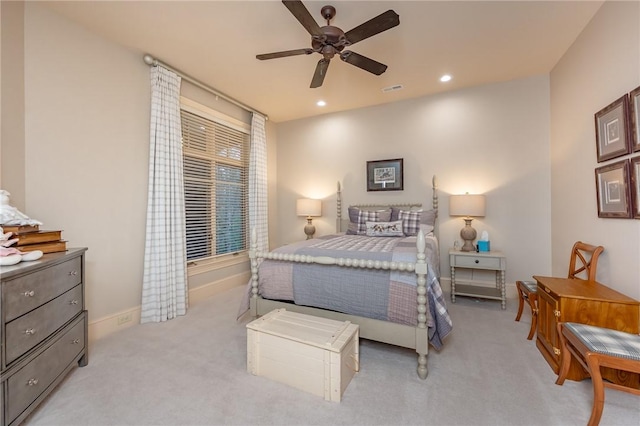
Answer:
[7, 315, 85, 424]
[6, 285, 83, 364]
[3, 256, 82, 322]
[453, 255, 501, 269]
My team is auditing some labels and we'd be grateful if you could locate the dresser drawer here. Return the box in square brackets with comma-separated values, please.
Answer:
[6, 314, 85, 424]
[452, 255, 501, 269]
[5, 285, 83, 364]
[3, 256, 82, 322]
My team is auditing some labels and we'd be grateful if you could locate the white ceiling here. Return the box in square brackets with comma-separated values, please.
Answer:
[42, 1, 603, 123]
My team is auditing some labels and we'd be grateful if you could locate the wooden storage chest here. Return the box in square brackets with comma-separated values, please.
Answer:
[533, 275, 640, 388]
[247, 308, 359, 402]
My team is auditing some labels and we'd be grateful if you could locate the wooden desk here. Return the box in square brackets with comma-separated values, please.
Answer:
[533, 275, 640, 388]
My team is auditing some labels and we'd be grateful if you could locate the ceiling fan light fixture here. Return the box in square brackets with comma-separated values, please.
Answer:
[440, 74, 452, 82]
[256, 2, 400, 88]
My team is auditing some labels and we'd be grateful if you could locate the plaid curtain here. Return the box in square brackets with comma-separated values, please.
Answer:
[249, 113, 269, 253]
[141, 66, 188, 323]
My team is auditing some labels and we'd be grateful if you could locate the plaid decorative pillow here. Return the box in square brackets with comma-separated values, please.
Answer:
[346, 208, 391, 235]
[398, 210, 421, 236]
[346, 207, 361, 234]
[348, 206, 361, 224]
[391, 207, 437, 222]
[357, 210, 382, 234]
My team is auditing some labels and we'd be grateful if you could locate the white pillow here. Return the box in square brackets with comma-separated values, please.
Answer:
[365, 220, 404, 237]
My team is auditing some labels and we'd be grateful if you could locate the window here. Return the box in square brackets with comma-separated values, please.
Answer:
[181, 99, 250, 262]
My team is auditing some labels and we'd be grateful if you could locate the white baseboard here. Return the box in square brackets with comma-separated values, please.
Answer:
[88, 271, 250, 343]
[188, 271, 250, 304]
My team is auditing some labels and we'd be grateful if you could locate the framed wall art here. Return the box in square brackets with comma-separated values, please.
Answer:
[366, 158, 404, 191]
[631, 156, 640, 219]
[594, 94, 631, 162]
[629, 86, 640, 153]
[595, 159, 631, 218]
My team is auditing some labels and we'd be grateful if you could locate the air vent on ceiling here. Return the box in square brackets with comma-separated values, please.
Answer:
[382, 84, 404, 93]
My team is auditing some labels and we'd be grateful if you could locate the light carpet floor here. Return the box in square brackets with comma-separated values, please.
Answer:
[24, 285, 639, 425]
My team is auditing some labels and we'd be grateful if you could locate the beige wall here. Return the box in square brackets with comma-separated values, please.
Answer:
[550, 1, 640, 299]
[275, 75, 553, 287]
[14, 3, 252, 338]
[1, 1, 26, 207]
[23, 3, 150, 323]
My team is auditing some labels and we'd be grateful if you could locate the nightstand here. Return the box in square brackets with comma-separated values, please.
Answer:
[449, 249, 507, 309]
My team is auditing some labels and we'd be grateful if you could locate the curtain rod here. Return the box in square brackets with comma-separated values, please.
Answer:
[143, 54, 268, 120]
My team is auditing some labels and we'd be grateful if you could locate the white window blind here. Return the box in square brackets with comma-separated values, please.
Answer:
[181, 107, 250, 262]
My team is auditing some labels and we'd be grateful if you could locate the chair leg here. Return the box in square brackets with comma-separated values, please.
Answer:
[585, 355, 605, 426]
[515, 284, 525, 322]
[555, 324, 570, 385]
[526, 293, 538, 340]
[527, 313, 537, 340]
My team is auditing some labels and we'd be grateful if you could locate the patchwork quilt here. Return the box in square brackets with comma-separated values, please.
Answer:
[241, 233, 452, 350]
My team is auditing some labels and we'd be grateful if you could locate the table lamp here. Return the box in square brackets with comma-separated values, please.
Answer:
[296, 198, 322, 239]
[449, 193, 486, 252]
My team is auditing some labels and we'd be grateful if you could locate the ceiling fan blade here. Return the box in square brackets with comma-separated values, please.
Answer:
[344, 10, 399, 45]
[340, 51, 387, 75]
[310, 59, 330, 88]
[282, 1, 324, 38]
[256, 48, 313, 60]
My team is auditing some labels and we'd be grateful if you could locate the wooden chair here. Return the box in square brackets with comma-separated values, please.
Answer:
[515, 241, 604, 340]
[556, 322, 640, 426]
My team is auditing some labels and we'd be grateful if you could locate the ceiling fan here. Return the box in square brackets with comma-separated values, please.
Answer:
[256, 1, 400, 88]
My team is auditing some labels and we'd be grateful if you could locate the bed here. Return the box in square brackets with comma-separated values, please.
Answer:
[242, 176, 451, 380]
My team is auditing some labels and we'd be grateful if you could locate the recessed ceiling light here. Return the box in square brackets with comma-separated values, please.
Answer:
[440, 74, 452, 82]
[317, 100, 326, 107]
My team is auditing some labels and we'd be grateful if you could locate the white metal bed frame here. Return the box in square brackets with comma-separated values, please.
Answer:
[249, 176, 439, 379]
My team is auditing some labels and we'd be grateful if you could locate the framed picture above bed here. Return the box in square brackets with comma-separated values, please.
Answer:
[594, 94, 631, 162]
[367, 158, 403, 191]
[595, 159, 632, 218]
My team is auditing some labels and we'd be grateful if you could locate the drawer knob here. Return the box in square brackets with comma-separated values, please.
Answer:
[69, 299, 79, 305]
[23, 290, 35, 297]
[27, 378, 39, 386]
[72, 338, 80, 344]
[68, 270, 78, 276]
[25, 328, 36, 335]
[475, 259, 479, 264]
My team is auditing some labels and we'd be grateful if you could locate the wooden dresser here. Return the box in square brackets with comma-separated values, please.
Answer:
[533, 275, 640, 388]
[0, 248, 88, 426]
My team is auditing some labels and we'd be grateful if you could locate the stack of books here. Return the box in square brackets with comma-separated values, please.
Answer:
[1, 224, 67, 254]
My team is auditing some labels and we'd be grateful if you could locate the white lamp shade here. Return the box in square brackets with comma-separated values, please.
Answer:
[296, 198, 322, 217]
[449, 194, 486, 217]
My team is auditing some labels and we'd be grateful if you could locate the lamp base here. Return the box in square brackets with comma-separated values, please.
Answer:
[460, 218, 477, 252]
[304, 218, 316, 240]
